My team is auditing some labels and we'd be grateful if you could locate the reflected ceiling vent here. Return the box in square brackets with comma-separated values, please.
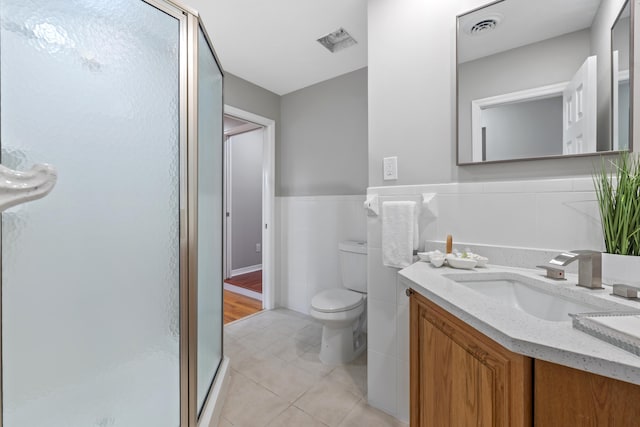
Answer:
[317, 28, 357, 53]
[464, 14, 503, 36]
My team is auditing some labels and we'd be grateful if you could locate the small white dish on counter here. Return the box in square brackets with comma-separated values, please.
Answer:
[468, 254, 488, 267]
[430, 256, 445, 267]
[446, 255, 477, 269]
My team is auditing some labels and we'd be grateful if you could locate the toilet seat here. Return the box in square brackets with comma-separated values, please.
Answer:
[311, 289, 364, 313]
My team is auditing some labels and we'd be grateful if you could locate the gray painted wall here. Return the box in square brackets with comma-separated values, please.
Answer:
[368, 0, 632, 188]
[230, 128, 264, 270]
[483, 97, 563, 161]
[280, 68, 368, 196]
[458, 30, 590, 163]
[225, 71, 367, 197]
[225, 73, 281, 125]
[224, 73, 283, 194]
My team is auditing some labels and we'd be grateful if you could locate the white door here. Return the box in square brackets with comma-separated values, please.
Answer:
[562, 55, 597, 154]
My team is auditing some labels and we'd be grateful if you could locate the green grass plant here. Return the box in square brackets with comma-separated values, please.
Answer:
[593, 152, 640, 256]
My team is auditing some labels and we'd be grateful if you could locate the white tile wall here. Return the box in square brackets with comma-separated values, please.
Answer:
[367, 248, 398, 303]
[437, 192, 539, 246]
[396, 358, 410, 422]
[533, 192, 602, 250]
[367, 350, 397, 415]
[368, 298, 396, 355]
[276, 195, 367, 314]
[366, 177, 604, 423]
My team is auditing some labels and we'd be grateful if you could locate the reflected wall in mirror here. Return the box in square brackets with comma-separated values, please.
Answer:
[612, 0, 631, 151]
[456, 0, 633, 164]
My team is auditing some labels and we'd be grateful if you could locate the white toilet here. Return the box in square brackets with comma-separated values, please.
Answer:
[310, 240, 367, 365]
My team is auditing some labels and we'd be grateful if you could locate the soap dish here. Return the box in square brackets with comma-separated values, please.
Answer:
[571, 311, 640, 357]
[446, 256, 477, 270]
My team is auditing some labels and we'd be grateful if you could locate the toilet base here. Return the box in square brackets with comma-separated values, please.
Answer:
[318, 321, 367, 365]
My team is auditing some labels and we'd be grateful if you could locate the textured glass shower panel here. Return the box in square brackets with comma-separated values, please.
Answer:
[0, 0, 181, 425]
[196, 27, 223, 413]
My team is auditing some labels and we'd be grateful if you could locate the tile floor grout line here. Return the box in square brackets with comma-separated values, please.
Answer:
[221, 308, 408, 427]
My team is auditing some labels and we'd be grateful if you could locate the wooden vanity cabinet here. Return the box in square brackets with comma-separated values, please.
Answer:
[535, 359, 640, 426]
[410, 290, 532, 427]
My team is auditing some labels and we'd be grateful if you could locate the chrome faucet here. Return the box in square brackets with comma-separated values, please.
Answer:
[548, 250, 602, 289]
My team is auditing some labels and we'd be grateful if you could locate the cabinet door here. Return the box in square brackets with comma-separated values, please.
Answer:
[410, 291, 532, 427]
[535, 359, 640, 427]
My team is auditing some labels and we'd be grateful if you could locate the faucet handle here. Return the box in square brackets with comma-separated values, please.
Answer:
[537, 265, 566, 280]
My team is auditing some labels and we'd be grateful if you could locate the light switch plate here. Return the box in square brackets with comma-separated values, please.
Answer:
[383, 156, 398, 180]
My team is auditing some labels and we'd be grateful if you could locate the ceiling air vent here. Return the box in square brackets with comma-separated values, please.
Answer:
[464, 14, 503, 36]
[317, 28, 357, 53]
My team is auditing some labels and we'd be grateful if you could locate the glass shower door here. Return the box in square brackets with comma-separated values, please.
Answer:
[0, 0, 182, 425]
[195, 25, 224, 414]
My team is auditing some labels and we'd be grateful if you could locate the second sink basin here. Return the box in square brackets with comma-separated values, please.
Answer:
[444, 273, 605, 322]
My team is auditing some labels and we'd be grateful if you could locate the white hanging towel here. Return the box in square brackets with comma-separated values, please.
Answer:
[382, 201, 419, 268]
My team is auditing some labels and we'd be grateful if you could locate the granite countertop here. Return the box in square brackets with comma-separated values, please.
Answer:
[398, 261, 640, 385]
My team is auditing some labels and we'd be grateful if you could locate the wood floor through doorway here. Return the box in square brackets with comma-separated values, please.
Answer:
[223, 290, 262, 324]
[224, 270, 263, 323]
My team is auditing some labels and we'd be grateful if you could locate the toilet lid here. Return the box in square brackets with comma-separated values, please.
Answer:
[311, 289, 364, 313]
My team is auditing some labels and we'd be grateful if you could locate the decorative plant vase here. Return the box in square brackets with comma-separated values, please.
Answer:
[601, 253, 640, 286]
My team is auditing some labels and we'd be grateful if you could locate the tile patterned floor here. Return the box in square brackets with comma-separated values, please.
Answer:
[221, 309, 408, 427]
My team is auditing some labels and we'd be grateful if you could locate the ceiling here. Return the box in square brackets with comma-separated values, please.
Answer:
[185, 0, 368, 95]
[458, 0, 602, 63]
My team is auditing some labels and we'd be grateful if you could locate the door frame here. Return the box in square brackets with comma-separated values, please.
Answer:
[223, 134, 233, 280]
[223, 121, 262, 282]
[223, 105, 275, 310]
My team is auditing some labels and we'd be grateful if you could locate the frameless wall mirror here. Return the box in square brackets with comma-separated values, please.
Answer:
[457, 0, 634, 164]
[612, 0, 631, 151]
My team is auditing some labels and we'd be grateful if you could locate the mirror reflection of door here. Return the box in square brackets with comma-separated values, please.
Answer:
[562, 55, 597, 155]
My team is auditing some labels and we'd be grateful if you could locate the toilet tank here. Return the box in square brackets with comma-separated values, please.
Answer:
[339, 240, 367, 293]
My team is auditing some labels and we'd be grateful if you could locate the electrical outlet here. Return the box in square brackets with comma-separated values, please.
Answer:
[256, 243, 261, 253]
[383, 156, 398, 180]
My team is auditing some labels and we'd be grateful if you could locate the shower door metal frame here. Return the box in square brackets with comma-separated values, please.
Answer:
[0, 0, 225, 426]
[148, 1, 226, 425]
[185, 11, 199, 426]
[186, 11, 226, 425]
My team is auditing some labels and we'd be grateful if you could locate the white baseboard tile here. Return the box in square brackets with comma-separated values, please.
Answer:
[230, 264, 262, 277]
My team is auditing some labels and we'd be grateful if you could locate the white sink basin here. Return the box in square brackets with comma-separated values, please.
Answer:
[445, 273, 605, 322]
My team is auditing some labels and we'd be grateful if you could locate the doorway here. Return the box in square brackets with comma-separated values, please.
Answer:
[222, 106, 275, 323]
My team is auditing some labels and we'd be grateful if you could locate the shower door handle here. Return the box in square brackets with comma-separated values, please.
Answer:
[0, 163, 57, 212]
